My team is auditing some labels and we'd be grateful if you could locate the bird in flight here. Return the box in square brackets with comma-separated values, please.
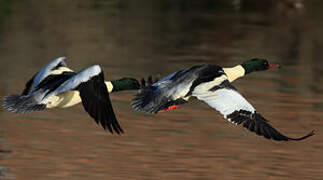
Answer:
[132, 58, 315, 141]
[3, 57, 156, 134]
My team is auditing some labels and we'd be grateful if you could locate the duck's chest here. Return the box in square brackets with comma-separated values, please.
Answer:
[223, 65, 245, 82]
[45, 91, 82, 108]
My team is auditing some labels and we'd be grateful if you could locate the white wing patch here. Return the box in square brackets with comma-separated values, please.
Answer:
[50, 66, 73, 75]
[192, 75, 227, 95]
[193, 88, 255, 120]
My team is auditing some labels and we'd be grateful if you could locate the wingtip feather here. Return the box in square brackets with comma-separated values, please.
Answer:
[287, 129, 315, 141]
[131, 86, 159, 114]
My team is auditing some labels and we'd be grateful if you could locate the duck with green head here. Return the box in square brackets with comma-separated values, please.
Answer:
[3, 57, 157, 134]
[132, 58, 314, 141]
[223, 58, 280, 82]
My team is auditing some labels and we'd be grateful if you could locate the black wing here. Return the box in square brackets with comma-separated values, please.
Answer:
[227, 110, 315, 141]
[194, 79, 314, 141]
[78, 72, 123, 134]
[21, 74, 37, 95]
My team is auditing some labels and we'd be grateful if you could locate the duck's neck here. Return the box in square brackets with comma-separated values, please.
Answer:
[104, 81, 114, 92]
[223, 65, 245, 82]
[108, 80, 133, 92]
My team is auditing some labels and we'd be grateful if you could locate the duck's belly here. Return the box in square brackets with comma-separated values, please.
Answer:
[46, 91, 82, 108]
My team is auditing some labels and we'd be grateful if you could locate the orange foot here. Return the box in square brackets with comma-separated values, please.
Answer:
[159, 105, 179, 112]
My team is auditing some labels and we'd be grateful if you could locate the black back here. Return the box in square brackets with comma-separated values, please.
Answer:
[184, 65, 224, 97]
[35, 72, 76, 96]
[132, 64, 224, 113]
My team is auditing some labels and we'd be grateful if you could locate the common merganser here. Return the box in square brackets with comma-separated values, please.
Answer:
[132, 58, 314, 141]
[3, 57, 151, 134]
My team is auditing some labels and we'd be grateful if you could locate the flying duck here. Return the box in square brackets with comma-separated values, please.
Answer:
[3, 57, 153, 134]
[132, 58, 315, 141]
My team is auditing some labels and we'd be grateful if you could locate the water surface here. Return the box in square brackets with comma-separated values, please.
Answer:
[0, 0, 322, 179]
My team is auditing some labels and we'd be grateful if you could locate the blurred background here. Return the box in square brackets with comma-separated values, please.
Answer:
[0, 0, 322, 179]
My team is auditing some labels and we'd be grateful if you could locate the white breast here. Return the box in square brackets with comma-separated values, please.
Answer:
[45, 91, 82, 108]
[223, 65, 245, 82]
[45, 81, 113, 108]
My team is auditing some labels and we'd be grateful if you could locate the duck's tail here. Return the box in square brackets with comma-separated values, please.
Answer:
[131, 86, 160, 113]
[132, 86, 186, 114]
[2, 94, 46, 113]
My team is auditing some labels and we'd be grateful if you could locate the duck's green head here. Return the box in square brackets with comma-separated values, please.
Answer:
[111, 77, 140, 92]
[241, 58, 280, 74]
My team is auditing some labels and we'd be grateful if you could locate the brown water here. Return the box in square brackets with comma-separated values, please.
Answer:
[0, 0, 323, 179]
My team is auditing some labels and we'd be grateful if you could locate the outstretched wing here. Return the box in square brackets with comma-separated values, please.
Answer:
[33, 57, 68, 89]
[21, 74, 37, 95]
[21, 56, 70, 95]
[47, 65, 123, 134]
[193, 80, 314, 141]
